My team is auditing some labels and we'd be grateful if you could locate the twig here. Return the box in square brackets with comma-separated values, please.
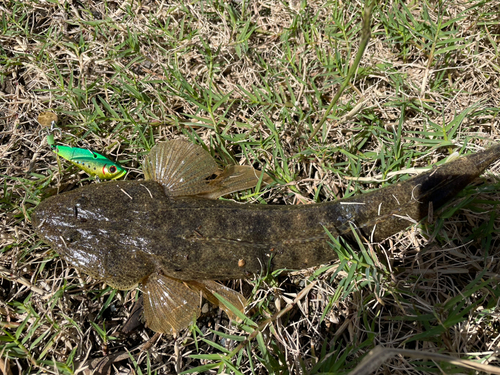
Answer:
[348, 346, 500, 375]
[0, 266, 47, 296]
[227, 281, 318, 356]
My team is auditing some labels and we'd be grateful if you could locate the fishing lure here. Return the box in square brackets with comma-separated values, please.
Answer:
[52, 145, 126, 180]
[38, 112, 126, 180]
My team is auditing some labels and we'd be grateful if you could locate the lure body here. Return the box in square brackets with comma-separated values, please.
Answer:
[53, 145, 126, 180]
[32, 140, 500, 333]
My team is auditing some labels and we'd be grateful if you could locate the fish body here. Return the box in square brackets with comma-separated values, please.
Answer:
[53, 145, 126, 180]
[32, 140, 500, 333]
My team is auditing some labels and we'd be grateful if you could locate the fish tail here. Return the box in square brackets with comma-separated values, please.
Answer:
[347, 143, 500, 241]
[266, 144, 500, 271]
[463, 143, 500, 174]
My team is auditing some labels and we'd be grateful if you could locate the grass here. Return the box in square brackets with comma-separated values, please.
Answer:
[1, 0, 500, 373]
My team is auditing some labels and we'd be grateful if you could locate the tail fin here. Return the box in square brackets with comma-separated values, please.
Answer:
[342, 144, 500, 241]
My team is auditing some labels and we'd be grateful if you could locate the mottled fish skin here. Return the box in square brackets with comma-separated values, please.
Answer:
[32, 144, 500, 290]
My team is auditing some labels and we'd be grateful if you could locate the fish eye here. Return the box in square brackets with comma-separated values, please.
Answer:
[63, 229, 81, 244]
[75, 196, 89, 208]
[109, 166, 117, 173]
[74, 205, 87, 222]
[75, 196, 89, 222]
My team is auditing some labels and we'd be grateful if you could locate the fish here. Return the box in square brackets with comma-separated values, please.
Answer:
[31, 139, 500, 334]
[52, 145, 126, 180]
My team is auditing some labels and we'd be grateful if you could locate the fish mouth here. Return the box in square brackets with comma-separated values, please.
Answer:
[31, 193, 74, 239]
[31, 200, 49, 231]
[32, 198, 54, 240]
[31, 207, 40, 228]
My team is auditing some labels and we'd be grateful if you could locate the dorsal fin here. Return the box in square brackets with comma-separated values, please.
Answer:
[143, 140, 271, 199]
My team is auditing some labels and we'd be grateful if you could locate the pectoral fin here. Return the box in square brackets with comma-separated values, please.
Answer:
[142, 274, 200, 334]
[189, 280, 247, 322]
[143, 140, 271, 199]
[142, 275, 246, 334]
[198, 165, 272, 199]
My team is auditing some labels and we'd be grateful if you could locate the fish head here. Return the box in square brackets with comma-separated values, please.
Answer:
[32, 188, 89, 252]
[32, 182, 156, 289]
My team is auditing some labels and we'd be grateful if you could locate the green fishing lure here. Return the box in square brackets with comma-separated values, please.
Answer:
[53, 145, 126, 180]
[38, 111, 125, 180]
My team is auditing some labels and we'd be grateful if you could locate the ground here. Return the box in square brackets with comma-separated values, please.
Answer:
[1, 0, 500, 374]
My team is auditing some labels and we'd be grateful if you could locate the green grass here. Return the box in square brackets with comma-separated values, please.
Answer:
[2, 0, 500, 373]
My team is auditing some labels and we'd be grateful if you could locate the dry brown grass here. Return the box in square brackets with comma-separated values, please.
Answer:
[2, 0, 500, 374]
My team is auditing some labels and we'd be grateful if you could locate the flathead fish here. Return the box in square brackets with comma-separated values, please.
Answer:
[32, 140, 500, 333]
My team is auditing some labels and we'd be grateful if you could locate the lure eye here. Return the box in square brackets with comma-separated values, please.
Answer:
[109, 166, 117, 174]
